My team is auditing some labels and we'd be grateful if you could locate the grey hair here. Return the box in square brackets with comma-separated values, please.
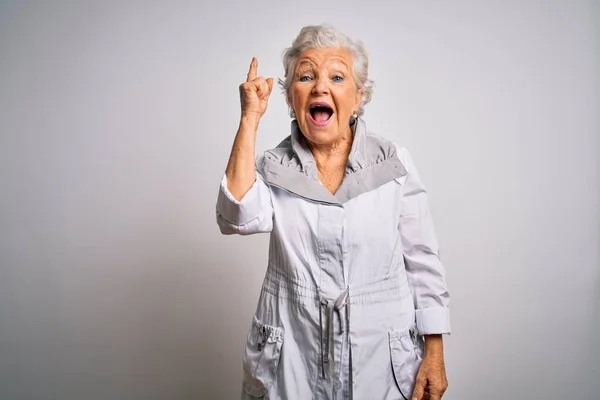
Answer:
[278, 24, 374, 117]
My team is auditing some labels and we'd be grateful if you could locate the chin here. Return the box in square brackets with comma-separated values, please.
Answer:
[305, 132, 334, 145]
[300, 121, 340, 145]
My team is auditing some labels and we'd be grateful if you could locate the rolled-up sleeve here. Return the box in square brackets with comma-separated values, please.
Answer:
[216, 166, 274, 235]
[397, 147, 451, 335]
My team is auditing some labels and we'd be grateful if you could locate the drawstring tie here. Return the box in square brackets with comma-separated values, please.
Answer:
[319, 288, 350, 379]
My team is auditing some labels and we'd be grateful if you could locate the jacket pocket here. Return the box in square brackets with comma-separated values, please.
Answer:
[389, 325, 424, 400]
[242, 315, 284, 398]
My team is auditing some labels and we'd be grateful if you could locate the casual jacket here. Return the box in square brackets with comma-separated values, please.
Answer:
[216, 118, 451, 399]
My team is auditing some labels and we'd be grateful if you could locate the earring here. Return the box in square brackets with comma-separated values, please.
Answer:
[349, 111, 358, 126]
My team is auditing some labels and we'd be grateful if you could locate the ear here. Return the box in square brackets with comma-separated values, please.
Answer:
[287, 92, 297, 117]
[355, 88, 364, 112]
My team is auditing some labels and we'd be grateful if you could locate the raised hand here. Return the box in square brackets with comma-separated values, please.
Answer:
[239, 57, 274, 120]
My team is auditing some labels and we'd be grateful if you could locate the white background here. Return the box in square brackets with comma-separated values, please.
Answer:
[1, 1, 598, 398]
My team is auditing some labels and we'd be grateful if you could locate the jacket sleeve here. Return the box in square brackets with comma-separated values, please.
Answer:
[397, 146, 451, 335]
[215, 158, 274, 235]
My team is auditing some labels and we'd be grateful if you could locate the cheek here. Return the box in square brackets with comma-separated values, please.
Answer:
[335, 92, 355, 115]
[291, 90, 307, 108]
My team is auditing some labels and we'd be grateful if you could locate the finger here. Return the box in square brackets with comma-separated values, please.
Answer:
[240, 81, 257, 95]
[428, 385, 445, 400]
[262, 80, 272, 99]
[254, 78, 268, 98]
[257, 83, 269, 100]
[427, 385, 445, 400]
[261, 78, 274, 103]
[412, 376, 427, 400]
[246, 57, 257, 82]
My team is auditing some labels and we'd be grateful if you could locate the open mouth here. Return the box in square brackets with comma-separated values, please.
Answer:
[308, 102, 334, 126]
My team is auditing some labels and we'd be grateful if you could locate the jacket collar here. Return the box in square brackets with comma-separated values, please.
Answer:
[289, 117, 369, 178]
[261, 117, 407, 205]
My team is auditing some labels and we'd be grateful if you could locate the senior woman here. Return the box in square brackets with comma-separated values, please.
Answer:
[216, 24, 450, 400]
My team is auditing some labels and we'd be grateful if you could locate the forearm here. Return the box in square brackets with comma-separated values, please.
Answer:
[414, 335, 448, 399]
[424, 334, 444, 356]
[225, 116, 260, 201]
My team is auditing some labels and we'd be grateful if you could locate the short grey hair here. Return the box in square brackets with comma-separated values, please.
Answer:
[278, 24, 374, 117]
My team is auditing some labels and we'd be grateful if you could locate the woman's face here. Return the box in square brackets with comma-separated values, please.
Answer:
[288, 47, 364, 146]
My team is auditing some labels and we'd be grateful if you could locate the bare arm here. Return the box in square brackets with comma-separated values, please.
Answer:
[423, 334, 443, 356]
[225, 57, 273, 201]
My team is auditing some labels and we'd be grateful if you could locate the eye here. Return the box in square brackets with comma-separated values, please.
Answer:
[299, 75, 312, 82]
[332, 75, 344, 83]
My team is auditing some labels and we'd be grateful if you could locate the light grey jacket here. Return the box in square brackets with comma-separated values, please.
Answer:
[216, 118, 451, 400]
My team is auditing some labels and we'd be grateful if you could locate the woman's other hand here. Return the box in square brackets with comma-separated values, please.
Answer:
[239, 57, 274, 121]
[412, 334, 448, 400]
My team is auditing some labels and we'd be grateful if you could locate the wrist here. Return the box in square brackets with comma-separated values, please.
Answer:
[423, 334, 444, 356]
[240, 113, 261, 130]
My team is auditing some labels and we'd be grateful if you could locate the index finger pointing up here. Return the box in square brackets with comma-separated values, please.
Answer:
[247, 57, 257, 81]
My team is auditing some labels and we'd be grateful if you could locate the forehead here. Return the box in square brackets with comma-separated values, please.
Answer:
[295, 47, 353, 69]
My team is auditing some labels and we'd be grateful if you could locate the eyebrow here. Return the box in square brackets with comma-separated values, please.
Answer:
[294, 62, 314, 77]
[296, 60, 315, 69]
[329, 57, 350, 69]
[295, 58, 350, 73]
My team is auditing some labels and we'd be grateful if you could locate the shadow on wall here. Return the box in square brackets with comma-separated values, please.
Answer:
[195, 233, 268, 399]
[112, 230, 268, 399]
[6, 215, 268, 399]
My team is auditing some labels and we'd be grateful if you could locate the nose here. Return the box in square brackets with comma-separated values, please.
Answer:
[311, 75, 330, 95]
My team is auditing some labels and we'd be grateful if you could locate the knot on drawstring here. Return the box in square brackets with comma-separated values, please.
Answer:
[319, 288, 350, 380]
